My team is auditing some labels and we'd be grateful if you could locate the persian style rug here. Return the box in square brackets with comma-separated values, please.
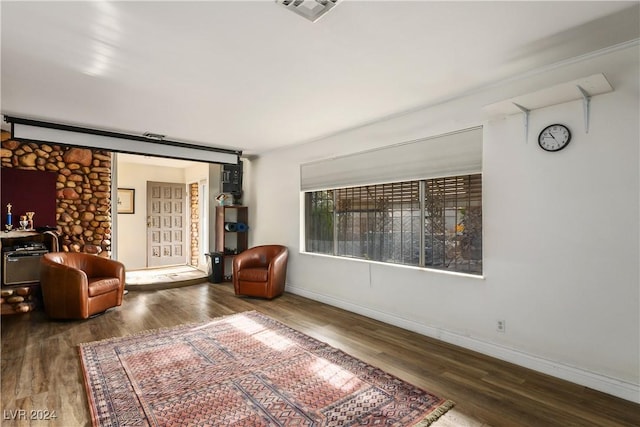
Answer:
[79, 311, 454, 426]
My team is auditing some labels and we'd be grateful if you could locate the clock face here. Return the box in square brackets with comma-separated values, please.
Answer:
[538, 124, 571, 152]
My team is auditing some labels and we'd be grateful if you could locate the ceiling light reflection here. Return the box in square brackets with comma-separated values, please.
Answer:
[255, 330, 294, 351]
[227, 315, 294, 351]
[84, 1, 120, 77]
[228, 315, 266, 334]
[311, 358, 361, 392]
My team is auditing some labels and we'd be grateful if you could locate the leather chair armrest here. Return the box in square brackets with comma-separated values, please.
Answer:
[88, 257, 125, 305]
[267, 248, 289, 295]
[233, 248, 268, 293]
[40, 259, 90, 318]
[40, 259, 88, 292]
[90, 257, 125, 281]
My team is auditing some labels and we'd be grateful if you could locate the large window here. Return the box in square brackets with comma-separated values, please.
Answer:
[305, 174, 482, 275]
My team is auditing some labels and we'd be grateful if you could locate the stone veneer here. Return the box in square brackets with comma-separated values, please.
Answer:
[1, 130, 112, 256]
[189, 183, 199, 266]
[0, 286, 39, 315]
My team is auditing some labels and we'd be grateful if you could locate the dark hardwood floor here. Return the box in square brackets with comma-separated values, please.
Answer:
[2, 282, 639, 426]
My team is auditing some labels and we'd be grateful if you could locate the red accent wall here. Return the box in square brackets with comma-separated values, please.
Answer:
[1, 168, 57, 228]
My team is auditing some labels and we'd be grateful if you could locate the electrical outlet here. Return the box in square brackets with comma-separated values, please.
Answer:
[497, 320, 506, 333]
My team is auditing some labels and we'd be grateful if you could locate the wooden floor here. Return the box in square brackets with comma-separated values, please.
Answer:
[2, 282, 639, 426]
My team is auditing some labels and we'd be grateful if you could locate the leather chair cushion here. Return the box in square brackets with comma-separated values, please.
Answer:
[88, 277, 121, 297]
[237, 268, 268, 283]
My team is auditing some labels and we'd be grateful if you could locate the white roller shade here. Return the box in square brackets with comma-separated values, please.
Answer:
[7, 118, 240, 165]
[300, 127, 482, 191]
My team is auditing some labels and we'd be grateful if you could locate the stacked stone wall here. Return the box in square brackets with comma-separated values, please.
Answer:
[190, 183, 199, 266]
[0, 286, 39, 315]
[1, 130, 112, 256]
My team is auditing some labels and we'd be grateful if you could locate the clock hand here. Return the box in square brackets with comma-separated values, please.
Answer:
[548, 133, 558, 141]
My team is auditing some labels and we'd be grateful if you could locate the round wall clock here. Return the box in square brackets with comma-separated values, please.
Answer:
[538, 124, 571, 152]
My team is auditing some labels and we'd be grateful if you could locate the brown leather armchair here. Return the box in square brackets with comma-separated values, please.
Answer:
[233, 245, 288, 299]
[40, 252, 125, 320]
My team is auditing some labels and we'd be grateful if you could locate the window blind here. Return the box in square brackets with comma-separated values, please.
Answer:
[300, 127, 482, 191]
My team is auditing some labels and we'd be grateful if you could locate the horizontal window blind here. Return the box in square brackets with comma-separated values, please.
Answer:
[300, 127, 482, 191]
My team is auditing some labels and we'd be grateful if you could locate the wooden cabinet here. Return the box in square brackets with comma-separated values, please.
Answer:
[215, 206, 248, 279]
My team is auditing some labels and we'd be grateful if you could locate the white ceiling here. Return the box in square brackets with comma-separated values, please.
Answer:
[1, 1, 638, 158]
[117, 152, 199, 168]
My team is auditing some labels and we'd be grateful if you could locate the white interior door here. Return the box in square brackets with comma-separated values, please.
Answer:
[147, 181, 187, 267]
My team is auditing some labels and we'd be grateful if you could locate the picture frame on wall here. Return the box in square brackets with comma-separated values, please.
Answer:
[117, 188, 135, 214]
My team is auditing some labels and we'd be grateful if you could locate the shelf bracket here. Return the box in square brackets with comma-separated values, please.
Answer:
[513, 103, 530, 143]
[576, 85, 592, 133]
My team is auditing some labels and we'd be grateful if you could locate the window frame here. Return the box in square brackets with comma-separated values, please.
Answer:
[303, 173, 483, 276]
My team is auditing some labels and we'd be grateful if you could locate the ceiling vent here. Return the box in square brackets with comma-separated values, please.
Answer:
[276, 0, 340, 23]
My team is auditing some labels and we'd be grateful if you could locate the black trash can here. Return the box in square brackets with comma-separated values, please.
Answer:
[205, 252, 224, 283]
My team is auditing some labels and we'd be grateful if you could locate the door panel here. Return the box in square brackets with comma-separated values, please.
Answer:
[147, 182, 187, 267]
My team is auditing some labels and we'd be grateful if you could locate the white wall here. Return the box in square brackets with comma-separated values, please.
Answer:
[116, 163, 186, 270]
[116, 161, 225, 271]
[247, 44, 639, 402]
[184, 163, 210, 188]
[208, 163, 222, 253]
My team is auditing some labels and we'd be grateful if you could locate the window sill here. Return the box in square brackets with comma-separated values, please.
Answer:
[299, 251, 485, 280]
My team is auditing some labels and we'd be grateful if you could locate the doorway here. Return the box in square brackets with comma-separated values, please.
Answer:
[147, 181, 187, 267]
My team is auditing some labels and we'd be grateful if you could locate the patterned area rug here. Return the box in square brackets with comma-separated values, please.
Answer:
[79, 311, 454, 426]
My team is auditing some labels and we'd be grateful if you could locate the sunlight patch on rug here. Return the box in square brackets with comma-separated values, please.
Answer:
[79, 311, 454, 426]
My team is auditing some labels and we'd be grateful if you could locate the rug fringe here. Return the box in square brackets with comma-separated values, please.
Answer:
[77, 346, 100, 427]
[414, 400, 455, 426]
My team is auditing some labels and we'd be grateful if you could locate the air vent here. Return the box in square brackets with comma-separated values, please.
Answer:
[276, 0, 340, 23]
[143, 132, 165, 141]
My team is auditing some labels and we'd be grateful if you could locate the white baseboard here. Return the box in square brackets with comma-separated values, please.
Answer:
[286, 285, 640, 403]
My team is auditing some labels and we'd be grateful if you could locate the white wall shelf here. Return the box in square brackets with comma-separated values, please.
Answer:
[483, 73, 614, 138]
